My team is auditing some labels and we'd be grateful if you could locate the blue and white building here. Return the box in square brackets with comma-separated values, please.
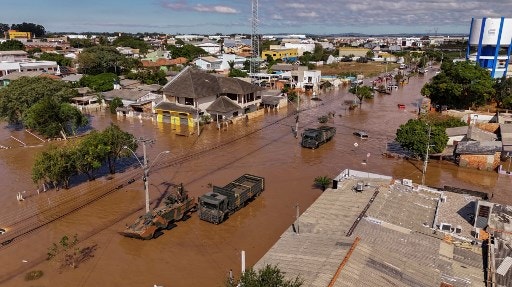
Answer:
[467, 17, 512, 79]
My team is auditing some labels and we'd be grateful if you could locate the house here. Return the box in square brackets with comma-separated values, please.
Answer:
[445, 126, 469, 146]
[261, 48, 298, 62]
[455, 141, 502, 170]
[500, 123, 512, 159]
[0, 60, 60, 77]
[102, 89, 162, 115]
[155, 66, 262, 128]
[0, 50, 28, 62]
[0, 71, 45, 86]
[195, 54, 246, 72]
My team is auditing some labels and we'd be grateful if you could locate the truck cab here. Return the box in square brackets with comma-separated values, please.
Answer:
[198, 191, 228, 224]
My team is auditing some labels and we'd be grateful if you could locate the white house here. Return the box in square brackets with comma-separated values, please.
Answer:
[0, 60, 60, 77]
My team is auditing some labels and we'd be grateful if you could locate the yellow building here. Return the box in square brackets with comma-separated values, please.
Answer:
[8, 30, 32, 40]
[261, 48, 298, 61]
[154, 102, 196, 127]
[338, 47, 370, 58]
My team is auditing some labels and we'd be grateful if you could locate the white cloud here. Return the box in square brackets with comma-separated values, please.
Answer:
[193, 4, 238, 14]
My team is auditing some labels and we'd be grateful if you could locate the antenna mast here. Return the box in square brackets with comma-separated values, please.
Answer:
[250, 0, 259, 83]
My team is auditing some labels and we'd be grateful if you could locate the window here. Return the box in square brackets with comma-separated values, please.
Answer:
[184, 97, 194, 105]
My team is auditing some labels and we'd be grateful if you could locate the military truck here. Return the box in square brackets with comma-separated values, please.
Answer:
[120, 185, 196, 240]
[301, 126, 336, 149]
[198, 174, 265, 224]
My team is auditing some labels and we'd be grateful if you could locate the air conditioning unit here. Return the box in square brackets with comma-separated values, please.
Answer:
[402, 179, 413, 187]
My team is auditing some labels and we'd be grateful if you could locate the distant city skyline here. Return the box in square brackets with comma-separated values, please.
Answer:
[2, 0, 512, 35]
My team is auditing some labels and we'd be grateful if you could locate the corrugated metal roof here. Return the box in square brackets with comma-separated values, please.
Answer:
[497, 256, 512, 276]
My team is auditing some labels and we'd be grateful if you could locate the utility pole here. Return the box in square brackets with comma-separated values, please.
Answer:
[140, 138, 153, 213]
[124, 138, 170, 213]
[421, 125, 432, 186]
[294, 95, 300, 138]
[295, 203, 300, 234]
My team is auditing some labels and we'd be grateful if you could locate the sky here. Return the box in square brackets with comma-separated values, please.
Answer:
[2, 0, 512, 35]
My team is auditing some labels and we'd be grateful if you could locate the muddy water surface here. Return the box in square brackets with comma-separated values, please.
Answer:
[0, 72, 510, 287]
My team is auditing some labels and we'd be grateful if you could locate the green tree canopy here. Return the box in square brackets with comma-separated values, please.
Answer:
[227, 264, 303, 287]
[101, 124, 138, 174]
[109, 97, 124, 114]
[69, 38, 95, 49]
[23, 97, 88, 138]
[125, 69, 167, 85]
[167, 44, 207, 61]
[112, 35, 150, 54]
[0, 77, 76, 124]
[32, 145, 76, 189]
[0, 23, 9, 36]
[74, 131, 110, 180]
[421, 61, 495, 109]
[0, 40, 24, 51]
[38, 52, 72, 67]
[395, 119, 448, 159]
[77, 46, 125, 75]
[349, 85, 374, 108]
[494, 76, 512, 109]
[79, 73, 118, 92]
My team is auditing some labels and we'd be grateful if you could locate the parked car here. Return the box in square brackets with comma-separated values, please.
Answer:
[353, 130, 368, 139]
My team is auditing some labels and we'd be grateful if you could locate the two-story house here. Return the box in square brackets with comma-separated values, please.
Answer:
[154, 66, 261, 127]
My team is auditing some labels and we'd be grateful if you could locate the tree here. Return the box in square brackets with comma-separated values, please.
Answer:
[366, 50, 375, 59]
[109, 97, 123, 114]
[74, 131, 110, 180]
[79, 73, 118, 92]
[227, 264, 303, 287]
[395, 119, 448, 159]
[112, 35, 150, 54]
[0, 40, 24, 51]
[0, 23, 9, 36]
[494, 76, 512, 109]
[0, 77, 76, 124]
[421, 61, 495, 109]
[314, 176, 332, 191]
[69, 38, 95, 49]
[125, 69, 167, 85]
[23, 97, 88, 138]
[101, 124, 138, 174]
[32, 145, 77, 189]
[349, 85, 374, 108]
[38, 52, 72, 67]
[11, 22, 46, 37]
[77, 46, 124, 75]
[167, 44, 207, 61]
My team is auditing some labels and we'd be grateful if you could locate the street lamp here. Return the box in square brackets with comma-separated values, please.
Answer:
[123, 145, 170, 213]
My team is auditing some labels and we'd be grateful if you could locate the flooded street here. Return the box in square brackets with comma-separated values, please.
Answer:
[0, 72, 510, 287]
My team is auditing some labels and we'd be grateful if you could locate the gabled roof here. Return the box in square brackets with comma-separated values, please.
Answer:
[0, 71, 45, 80]
[102, 89, 151, 101]
[206, 96, 242, 114]
[445, 126, 468, 137]
[62, 74, 84, 82]
[162, 66, 260, 99]
[467, 126, 497, 142]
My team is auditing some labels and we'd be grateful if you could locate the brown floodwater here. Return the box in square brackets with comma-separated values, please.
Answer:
[0, 71, 510, 287]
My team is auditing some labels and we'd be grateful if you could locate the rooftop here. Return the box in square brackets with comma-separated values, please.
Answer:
[255, 169, 485, 287]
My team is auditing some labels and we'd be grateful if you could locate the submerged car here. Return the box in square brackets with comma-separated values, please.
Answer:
[353, 130, 369, 139]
